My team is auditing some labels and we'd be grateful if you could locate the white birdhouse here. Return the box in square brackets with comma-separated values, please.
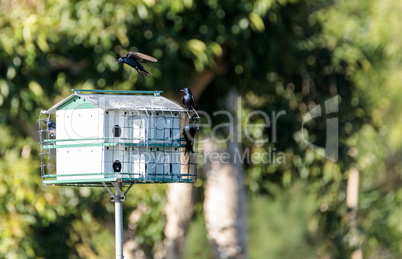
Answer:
[39, 89, 198, 186]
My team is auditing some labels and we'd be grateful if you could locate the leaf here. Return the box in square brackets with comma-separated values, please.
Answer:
[249, 12, 265, 32]
[187, 39, 207, 53]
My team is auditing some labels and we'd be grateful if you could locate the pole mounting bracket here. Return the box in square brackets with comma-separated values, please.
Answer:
[102, 181, 135, 202]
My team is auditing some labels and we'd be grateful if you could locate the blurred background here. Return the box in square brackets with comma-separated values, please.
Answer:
[1, 0, 402, 258]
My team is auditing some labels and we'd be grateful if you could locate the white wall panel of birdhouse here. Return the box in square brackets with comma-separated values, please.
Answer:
[126, 147, 182, 181]
[103, 111, 182, 143]
[155, 150, 166, 176]
[147, 113, 156, 140]
[172, 115, 181, 139]
[104, 111, 152, 143]
[131, 151, 147, 179]
[56, 147, 103, 180]
[146, 112, 167, 140]
[145, 154, 155, 177]
[143, 114, 180, 149]
[171, 151, 181, 178]
[128, 116, 147, 142]
[153, 115, 181, 140]
[155, 116, 165, 140]
[104, 110, 128, 140]
[56, 108, 104, 140]
[55, 108, 104, 181]
[103, 146, 130, 178]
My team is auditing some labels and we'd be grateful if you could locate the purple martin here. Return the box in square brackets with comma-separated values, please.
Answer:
[117, 51, 158, 77]
[183, 124, 197, 154]
[44, 118, 56, 137]
[181, 88, 197, 110]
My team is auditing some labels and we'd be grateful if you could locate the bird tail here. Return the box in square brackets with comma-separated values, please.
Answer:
[185, 143, 194, 154]
[138, 68, 151, 77]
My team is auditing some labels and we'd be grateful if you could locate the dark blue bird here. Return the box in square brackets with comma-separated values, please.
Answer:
[183, 124, 197, 154]
[117, 51, 158, 77]
[44, 118, 56, 137]
[181, 88, 197, 111]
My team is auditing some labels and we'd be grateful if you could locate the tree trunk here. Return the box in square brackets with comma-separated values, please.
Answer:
[161, 183, 194, 259]
[203, 89, 248, 259]
[347, 168, 362, 259]
[158, 71, 214, 259]
[123, 203, 147, 259]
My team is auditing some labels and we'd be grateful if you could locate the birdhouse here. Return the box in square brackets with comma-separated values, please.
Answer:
[38, 89, 198, 186]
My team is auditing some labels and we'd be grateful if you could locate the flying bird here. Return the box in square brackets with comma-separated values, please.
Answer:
[183, 124, 197, 154]
[181, 88, 197, 110]
[117, 51, 158, 77]
[44, 118, 56, 137]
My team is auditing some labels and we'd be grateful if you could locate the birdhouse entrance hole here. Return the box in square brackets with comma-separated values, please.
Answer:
[113, 125, 122, 137]
[113, 160, 122, 172]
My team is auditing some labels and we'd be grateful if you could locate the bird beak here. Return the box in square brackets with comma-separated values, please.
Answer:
[116, 58, 123, 64]
[180, 89, 185, 92]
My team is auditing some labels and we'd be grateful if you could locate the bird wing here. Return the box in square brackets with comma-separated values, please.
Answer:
[128, 52, 158, 62]
[189, 126, 197, 138]
[192, 95, 197, 108]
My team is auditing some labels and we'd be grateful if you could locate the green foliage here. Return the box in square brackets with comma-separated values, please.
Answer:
[0, 0, 401, 258]
[185, 213, 211, 259]
[248, 186, 317, 259]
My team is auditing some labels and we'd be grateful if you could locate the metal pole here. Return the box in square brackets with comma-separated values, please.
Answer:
[115, 182, 123, 259]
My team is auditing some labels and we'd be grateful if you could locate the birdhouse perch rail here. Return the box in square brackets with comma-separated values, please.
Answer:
[42, 137, 187, 143]
[41, 178, 195, 186]
[42, 172, 197, 178]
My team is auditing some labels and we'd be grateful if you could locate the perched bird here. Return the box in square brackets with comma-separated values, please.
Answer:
[183, 124, 197, 154]
[44, 118, 56, 137]
[181, 88, 197, 110]
[190, 114, 200, 122]
[117, 51, 158, 77]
